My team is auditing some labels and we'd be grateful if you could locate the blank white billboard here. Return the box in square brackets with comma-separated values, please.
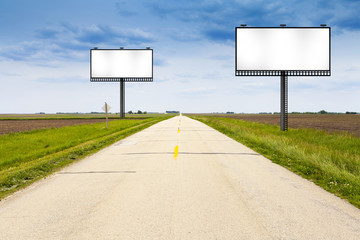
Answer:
[236, 28, 330, 71]
[91, 49, 153, 78]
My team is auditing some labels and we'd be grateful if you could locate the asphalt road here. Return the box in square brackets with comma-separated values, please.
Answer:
[1, 116, 360, 239]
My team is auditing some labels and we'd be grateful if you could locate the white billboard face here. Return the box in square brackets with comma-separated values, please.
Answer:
[236, 28, 330, 71]
[91, 49, 153, 79]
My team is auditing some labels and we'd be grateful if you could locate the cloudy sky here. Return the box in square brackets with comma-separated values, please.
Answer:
[0, 0, 359, 114]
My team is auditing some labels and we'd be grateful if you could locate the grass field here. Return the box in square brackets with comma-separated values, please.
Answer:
[189, 115, 360, 209]
[0, 115, 172, 200]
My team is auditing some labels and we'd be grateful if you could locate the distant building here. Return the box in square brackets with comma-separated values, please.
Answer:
[226, 112, 234, 114]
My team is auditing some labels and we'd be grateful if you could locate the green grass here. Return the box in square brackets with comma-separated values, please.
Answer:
[189, 115, 360, 208]
[0, 116, 171, 200]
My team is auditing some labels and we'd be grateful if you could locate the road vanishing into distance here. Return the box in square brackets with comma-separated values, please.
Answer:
[1, 116, 360, 239]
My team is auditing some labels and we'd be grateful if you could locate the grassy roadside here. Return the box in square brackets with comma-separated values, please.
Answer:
[0, 116, 171, 200]
[189, 115, 360, 209]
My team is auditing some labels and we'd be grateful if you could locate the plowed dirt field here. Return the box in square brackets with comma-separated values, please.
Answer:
[204, 114, 360, 137]
[0, 119, 113, 135]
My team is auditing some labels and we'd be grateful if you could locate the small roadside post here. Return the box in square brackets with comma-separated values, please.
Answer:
[102, 102, 111, 129]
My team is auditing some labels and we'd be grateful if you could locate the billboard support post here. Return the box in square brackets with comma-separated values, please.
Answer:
[120, 78, 125, 118]
[280, 71, 288, 131]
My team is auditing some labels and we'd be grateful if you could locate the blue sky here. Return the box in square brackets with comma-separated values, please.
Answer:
[0, 0, 359, 113]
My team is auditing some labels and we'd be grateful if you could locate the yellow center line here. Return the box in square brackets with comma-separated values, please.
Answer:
[174, 115, 181, 160]
[173, 145, 179, 160]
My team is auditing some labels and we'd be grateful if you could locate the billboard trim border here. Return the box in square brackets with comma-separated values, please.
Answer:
[235, 27, 331, 76]
[90, 77, 153, 82]
[90, 48, 153, 81]
[235, 70, 330, 76]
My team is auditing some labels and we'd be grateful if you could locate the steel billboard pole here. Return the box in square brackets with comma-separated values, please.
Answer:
[280, 71, 288, 131]
[120, 78, 125, 118]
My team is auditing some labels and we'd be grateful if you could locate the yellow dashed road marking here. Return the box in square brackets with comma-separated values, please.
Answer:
[173, 145, 179, 160]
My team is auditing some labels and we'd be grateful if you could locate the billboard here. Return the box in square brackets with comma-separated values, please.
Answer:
[90, 49, 153, 81]
[235, 27, 331, 76]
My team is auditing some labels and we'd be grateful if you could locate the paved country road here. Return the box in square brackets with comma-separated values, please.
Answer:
[1, 116, 360, 239]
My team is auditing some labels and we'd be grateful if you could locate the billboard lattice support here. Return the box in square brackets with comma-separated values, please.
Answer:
[280, 71, 288, 131]
[120, 79, 125, 118]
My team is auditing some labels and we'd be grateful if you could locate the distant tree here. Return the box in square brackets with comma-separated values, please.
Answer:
[128, 110, 133, 114]
[319, 110, 327, 114]
[143, 111, 147, 114]
[137, 110, 142, 114]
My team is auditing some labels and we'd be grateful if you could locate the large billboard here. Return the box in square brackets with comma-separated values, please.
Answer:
[90, 49, 153, 81]
[235, 27, 331, 76]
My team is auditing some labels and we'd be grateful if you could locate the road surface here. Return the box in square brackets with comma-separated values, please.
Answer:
[1, 116, 360, 239]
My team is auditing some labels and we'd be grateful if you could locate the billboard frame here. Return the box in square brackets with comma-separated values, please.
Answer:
[90, 48, 153, 82]
[235, 27, 331, 76]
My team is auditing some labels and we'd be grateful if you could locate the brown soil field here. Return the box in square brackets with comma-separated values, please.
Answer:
[208, 114, 360, 137]
[0, 119, 114, 135]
